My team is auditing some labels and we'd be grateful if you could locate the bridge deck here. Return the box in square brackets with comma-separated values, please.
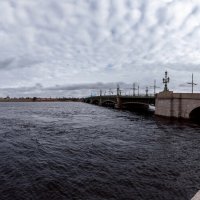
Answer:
[86, 95, 155, 99]
[84, 95, 155, 108]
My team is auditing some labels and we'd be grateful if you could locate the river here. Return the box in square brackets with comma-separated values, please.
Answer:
[0, 102, 200, 200]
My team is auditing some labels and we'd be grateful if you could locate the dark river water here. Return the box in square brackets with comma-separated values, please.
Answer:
[0, 102, 200, 200]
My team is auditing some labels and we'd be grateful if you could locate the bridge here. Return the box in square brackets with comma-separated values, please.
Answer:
[84, 72, 200, 121]
[84, 91, 200, 121]
[84, 95, 155, 111]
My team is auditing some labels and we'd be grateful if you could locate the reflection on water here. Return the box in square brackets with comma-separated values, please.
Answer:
[0, 102, 200, 200]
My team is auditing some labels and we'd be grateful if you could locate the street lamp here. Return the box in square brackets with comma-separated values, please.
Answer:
[163, 71, 170, 91]
[187, 73, 197, 93]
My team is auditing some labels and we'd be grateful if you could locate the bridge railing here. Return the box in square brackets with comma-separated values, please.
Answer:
[87, 94, 155, 98]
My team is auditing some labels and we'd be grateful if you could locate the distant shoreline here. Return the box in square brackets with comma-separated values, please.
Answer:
[0, 98, 81, 102]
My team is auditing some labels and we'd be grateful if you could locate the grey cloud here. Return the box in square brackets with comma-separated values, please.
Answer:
[1, 83, 43, 93]
[0, 82, 133, 98]
[180, 5, 200, 30]
[0, 0, 199, 97]
[0, 57, 15, 69]
[46, 82, 130, 91]
[0, 56, 43, 71]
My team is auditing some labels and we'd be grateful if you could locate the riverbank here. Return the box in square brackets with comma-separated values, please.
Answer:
[0, 97, 81, 102]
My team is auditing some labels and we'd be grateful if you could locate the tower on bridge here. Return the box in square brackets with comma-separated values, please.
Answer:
[163, 71, 170, 91]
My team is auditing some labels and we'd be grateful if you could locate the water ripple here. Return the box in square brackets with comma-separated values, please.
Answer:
[0, 102, 200, 199]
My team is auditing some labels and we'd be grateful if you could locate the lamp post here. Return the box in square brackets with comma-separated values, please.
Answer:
[100, 89, 102, 97]
[108, 88, 113, 95]
[163, 71, 170, 91]
[187, 73, 197, 93]
[145, 87, 148, 96]
[117, 84, 120, 96]
[150, 80, 160, 96]
[153, 80, 157, 95]
[133, 83, 136, 96]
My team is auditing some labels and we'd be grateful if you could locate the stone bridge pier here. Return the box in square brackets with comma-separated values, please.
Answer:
[155, 91, 200, 120]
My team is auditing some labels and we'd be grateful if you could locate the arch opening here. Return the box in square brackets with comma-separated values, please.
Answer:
[122, 102, 150, 112]
[189, 107, 200, 122]
[102, 100, 115, 108]
[91, 99, 99, 105]
[85, 99, 91, 103]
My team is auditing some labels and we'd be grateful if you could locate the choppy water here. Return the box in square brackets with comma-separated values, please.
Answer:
[0, 102, 200, 200]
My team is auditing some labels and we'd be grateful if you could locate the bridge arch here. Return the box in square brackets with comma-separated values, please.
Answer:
[85, 99, 91, 103]
[102, 100, 116, 108]
[122, 102, 149, 111]
[91, 99, 100, 105]
[189, 107, 200, 122]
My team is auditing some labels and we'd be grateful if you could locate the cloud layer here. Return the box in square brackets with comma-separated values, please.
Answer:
[0, 0, 200, 97]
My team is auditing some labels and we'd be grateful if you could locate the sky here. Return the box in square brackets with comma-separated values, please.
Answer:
[0, 0, 200, 97]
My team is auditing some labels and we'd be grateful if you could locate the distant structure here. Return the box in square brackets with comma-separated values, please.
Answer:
[132, 83, 136, 96]
[163, 71, 170, 91]
[156, 72, 200, 120]
[145, 87, 148, 96]
[187, 73, 197, 93]
[85, 71, 200, 121]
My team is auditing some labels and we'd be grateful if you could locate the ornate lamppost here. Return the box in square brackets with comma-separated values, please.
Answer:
[163, 71, 170, 91]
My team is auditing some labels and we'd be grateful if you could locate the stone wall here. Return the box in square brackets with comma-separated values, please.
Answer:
[155, 91, 200, 119]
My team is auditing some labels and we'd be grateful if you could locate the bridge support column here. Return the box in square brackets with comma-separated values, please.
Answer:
[99, 97, 102, 106]
[155, 91, 176, 118]
[116, 96, 122, 109]
[155, 91, 192, 119]
[99, 90, 102, 106]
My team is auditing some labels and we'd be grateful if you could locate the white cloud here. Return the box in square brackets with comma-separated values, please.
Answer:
[0, 0, 199, 97]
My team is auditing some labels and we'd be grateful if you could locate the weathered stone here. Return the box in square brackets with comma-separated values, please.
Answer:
[155, 91, 200, 119]
[191, 190, 200, 200]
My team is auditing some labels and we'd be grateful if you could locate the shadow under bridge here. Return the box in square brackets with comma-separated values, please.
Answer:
[120, 96, 155, 112]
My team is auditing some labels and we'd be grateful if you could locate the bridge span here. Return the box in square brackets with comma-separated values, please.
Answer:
[84, 71, 200, 121]
[84, 91, 200, 121]
[84, 95, 155, 111]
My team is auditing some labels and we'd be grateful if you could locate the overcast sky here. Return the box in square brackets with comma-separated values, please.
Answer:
[0, 0, 200, 97]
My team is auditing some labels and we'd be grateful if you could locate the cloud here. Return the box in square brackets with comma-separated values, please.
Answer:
[0, 57, 15, 69]
[0, 82, 133, 97]
[0, 0, 200, 97]
[46, 82, 130, 91]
